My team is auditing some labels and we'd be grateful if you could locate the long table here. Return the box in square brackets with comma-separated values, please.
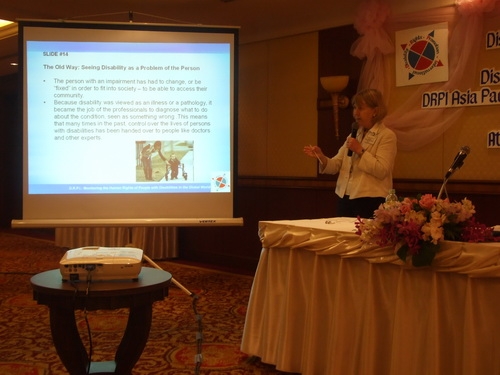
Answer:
[241, 218, 500, 375]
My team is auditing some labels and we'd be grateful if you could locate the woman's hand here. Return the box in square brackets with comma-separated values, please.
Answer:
[347, 138, 363, 155]
[303, 145, 326, 165]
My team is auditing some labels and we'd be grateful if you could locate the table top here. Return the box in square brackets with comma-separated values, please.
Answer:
[257, 217, 500, 278]
[259, 217, 359, 233]
[31, 267, 172, 310]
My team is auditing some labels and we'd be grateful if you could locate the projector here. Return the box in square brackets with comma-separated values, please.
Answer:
[59, 246, 143, 282]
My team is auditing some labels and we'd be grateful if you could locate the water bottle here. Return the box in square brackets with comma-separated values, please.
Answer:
[385, 189, 398, 203]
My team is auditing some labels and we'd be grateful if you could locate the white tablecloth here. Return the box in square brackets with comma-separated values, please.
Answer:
[241, 218, 500, 375]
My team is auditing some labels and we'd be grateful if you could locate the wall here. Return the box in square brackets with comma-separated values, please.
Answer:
[237, 3, 500, 183]
[388, 11, 500, 181]
[178, 26, 361, 271]
[179, 8, 500, 272]
[1, 1, 498, 273]
[238, 33, 319, 176]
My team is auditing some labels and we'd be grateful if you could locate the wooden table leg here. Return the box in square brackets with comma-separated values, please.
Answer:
[114, 303, 154, 374]
[32, 268, 170, 375]
[48, 304, 154, 375]
[49, 306, 90, 375]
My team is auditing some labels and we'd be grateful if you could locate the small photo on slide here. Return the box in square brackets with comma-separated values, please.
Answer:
[136, 140, 194, 182]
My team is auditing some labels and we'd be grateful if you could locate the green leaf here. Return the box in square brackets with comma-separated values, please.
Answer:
[412, 242, 439, 267]
[443, 222, 462, 241]
[396, 244, 409, 262]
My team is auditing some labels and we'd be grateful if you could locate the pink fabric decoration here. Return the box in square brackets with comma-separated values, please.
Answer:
[351, 0, 393, 94]
[350, 0, 500, 151]
[456, 0, 497, 15]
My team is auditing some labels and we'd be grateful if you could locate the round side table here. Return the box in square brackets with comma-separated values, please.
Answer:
[31, 267, 172, 375]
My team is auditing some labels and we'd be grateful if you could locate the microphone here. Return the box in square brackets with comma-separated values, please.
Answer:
[347, 122, 358, 157]
[445, 146, 470, 179]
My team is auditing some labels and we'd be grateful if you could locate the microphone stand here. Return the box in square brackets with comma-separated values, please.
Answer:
[438, 164, 460, 200]
[142, 254, 203, 374]
[438, 146, 470, 200]
[437, 176, 450, 200]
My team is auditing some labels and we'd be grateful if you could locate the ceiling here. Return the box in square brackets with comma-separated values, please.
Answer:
[0, 0, 362, 77]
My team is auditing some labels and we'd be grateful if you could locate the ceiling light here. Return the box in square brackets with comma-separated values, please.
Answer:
[0, 22, 17, 41]
[0, 19, 13, 28]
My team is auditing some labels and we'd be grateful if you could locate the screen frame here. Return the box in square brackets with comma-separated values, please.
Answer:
[14, 19, 241, 227]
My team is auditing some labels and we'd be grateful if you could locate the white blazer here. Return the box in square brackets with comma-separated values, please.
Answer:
[320, 122, 397, 200]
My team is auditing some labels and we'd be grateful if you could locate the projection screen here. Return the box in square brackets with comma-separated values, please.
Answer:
[12, 20, 241, 227]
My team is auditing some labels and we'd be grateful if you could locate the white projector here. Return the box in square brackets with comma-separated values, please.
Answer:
[59, 246, 144, 282]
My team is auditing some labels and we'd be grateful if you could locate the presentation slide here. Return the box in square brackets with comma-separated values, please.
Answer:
[18, 21, 238, 222]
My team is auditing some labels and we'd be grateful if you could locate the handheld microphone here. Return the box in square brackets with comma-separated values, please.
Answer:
[445, 146, 470, 179]
[347, 122, 358, 157]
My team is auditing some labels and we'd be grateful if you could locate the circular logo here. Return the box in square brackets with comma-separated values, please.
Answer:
[407, 39, 436, 71]
[401, 30, 443, 80]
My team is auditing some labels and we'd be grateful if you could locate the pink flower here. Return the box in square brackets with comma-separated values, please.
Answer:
[397, 220, 423, 255]
[400, 197, 417, 214]
[419, 194, 436, 211]
[356, 194, 491, 267]
[373, 204, 400, 224]
[461, 217, 494, 243]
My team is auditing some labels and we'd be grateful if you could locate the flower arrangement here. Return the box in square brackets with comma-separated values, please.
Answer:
[355, 194, 495, 267]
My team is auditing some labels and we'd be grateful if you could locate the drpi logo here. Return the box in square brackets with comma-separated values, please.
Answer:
[211, 173, 231, 192]
[400, 30, 444, 80]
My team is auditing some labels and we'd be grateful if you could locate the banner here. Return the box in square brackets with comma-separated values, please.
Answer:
[395, 22, 449, 87]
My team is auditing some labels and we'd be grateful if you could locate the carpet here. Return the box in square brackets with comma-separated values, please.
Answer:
[0, 232, 293, 375]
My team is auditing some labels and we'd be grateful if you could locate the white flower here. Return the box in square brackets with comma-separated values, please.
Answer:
[421, 211, 445, 244]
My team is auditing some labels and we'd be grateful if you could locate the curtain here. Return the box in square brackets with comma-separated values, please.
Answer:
[350, 0, 500, 151]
